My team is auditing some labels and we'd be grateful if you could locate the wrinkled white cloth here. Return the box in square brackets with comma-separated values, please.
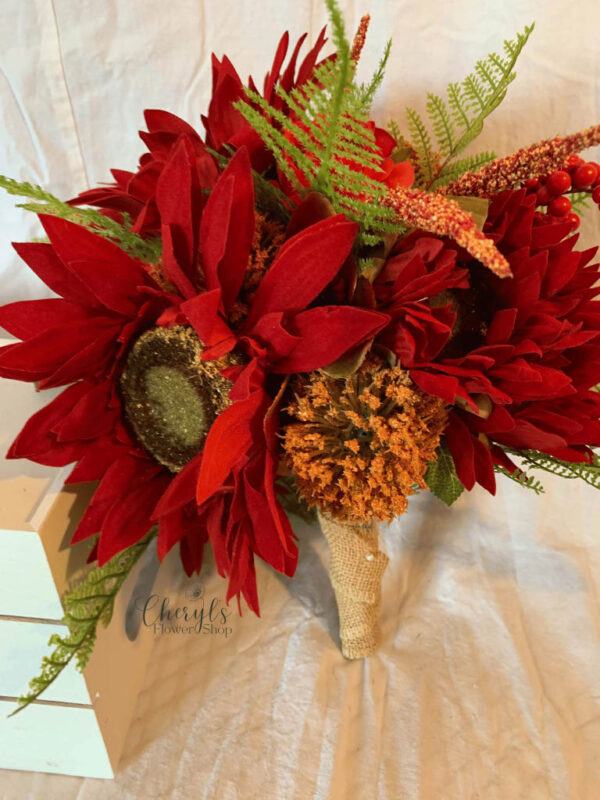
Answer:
[1, 1, 600, 798]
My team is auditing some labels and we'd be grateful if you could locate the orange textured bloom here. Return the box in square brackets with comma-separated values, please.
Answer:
[283, 359, 448, 522]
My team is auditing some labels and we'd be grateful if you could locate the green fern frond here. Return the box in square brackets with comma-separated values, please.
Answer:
[314, 0, 352, 190]
[495, 464, 545, 495]
[234, 0, 406, 249]
[426, 93, 456, 157]
[8, 533, 155, 717]
[0, 176, 162, 263]
[356, 39, 392, 110]
[569, 191, 592, 214]
[387, 118, 403, 144]
[406, 107, 435, 184]
[395, 24, 534, 188]
[436, 24, 535, 180]
[505, 448, 600, 490]
[430, 151, 496, 189]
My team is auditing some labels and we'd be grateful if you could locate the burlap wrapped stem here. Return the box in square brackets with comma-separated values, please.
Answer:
[317, 510, 389, 659]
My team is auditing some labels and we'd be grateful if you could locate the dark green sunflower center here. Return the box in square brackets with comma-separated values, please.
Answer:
[120, 326, 231, 473]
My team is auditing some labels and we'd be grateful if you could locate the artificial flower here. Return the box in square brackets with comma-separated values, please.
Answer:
[69, 29, 329, 235]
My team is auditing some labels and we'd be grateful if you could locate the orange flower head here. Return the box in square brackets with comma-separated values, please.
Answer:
[283, 357, 448, 522]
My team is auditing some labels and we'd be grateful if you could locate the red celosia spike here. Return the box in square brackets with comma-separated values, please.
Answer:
[384, 188, 512, 278]
[351, 14, 370, 63]
[446, 124, 600, 197]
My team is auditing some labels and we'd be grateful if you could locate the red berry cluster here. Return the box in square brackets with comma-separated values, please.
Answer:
[524, 155, 600, 231]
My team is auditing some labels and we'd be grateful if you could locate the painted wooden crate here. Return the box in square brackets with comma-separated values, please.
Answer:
[0, 346, 177, 778]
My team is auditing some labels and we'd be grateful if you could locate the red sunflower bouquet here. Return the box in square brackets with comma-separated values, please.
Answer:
[2, 1, 600, 705]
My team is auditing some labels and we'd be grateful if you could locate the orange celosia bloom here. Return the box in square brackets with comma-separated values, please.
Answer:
[384, 187, 512, 278]
[283, 359, 448, 522]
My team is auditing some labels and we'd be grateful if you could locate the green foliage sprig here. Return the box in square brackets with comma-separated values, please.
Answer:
[234, 0, 405, 248]
[494, 464, 545, 495]
[505, 448, 600, 489]
[0, 176, 162, 263]
[9, 532, 155, 717]
[395, 24, 534, 189]
[568, 191, 592, 214]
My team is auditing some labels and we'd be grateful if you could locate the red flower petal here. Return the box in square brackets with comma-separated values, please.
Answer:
[71, 455, 160, 545]
[153, 452, 202, 518]
[472, 435, 496, 494]
[144, 109, 200, 137]
[156, 137, 204, 296]
[53, 380, 116, 441]
[0, 299, 86, 340]
[160, 224, 197, 299]
[196, 389, 266, 507]
[40, 216, 150, 315]
[7, 382, 89, 466]
[262, 378, 298, 561]
[246, 215, 358, 324]
[271, 306, 388, 373]
[98, 473, 168, 565]
[199, 146, 255, 310]
[181, 288, 237, 356]
[12, 242, 100, 308]
[65, 438, 127, 484]
[384, 160, 415, 190]
[0, 317, 119, 383]
[445, 413, 476, 490]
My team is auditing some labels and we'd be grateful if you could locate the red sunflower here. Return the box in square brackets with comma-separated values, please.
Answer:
[0, 137, 387, 613]
[150, 143, 389, 608]
[0, 214, 182, 565]
[69, 29, 329, 235]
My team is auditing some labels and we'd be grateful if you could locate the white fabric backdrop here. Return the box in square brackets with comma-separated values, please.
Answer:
[1, 1, 600, 798]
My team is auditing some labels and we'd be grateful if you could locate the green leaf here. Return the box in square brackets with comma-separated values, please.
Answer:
[9, 532, 155, 717]
[448, 195, 490, 230]
[322, 340, 371, 378]
[276, 474, 316, 523]
[425, 441, 465, 506]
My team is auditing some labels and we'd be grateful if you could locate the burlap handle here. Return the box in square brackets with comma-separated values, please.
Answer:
[317, 510, 389, 659]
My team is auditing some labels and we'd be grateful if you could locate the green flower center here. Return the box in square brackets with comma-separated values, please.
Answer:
[120, 326, 232, 473]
